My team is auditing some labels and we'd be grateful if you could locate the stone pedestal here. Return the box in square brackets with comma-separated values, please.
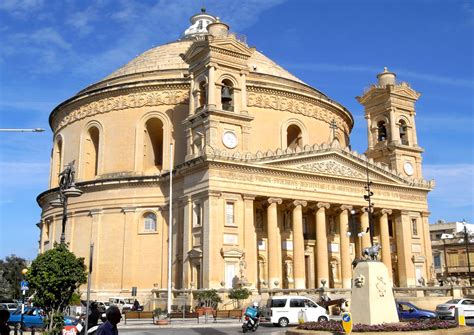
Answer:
[351, 261, 399, 325]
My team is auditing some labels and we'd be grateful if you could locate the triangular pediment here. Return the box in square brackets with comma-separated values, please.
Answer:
[209, 39, 253, 58]
[391, 85, 421, 100]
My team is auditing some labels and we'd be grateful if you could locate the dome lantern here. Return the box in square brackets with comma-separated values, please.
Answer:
[376, 67, 396, 87]
[182, 8, 217, 39]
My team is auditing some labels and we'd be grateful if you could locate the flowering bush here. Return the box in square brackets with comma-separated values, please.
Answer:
[297, 319, 457, 332]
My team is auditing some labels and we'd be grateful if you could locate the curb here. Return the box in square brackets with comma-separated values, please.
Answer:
[287, 325, 473, 335]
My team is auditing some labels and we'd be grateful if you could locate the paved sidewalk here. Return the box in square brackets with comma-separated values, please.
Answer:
[119, 316, 243, 329]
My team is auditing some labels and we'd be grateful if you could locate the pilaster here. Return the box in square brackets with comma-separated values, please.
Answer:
[202, 191, 222, 288]
[243, 194, 257, 288]
[396, 211, 416, 286]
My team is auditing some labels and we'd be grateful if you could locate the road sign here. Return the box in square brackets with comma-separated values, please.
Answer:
[20, 281, 29, 291]
[342, 312, 352, 334]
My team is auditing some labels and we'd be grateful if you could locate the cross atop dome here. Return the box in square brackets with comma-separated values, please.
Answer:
[183, 8, 217, 39]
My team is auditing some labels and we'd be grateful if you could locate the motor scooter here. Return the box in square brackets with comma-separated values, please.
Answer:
[242, 314, 259, 332]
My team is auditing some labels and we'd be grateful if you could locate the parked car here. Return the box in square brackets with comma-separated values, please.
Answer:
[264, 295, 328, 327]
[1, 303, 18, 313]
[396, 301, 437, 320]
[436, 298, 474, 319]
[108, 297, 134, 312]
[8, 307, 78, 329]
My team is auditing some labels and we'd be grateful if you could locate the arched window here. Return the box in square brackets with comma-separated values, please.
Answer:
[377, 121, 387, 141]
[287, 124, 303, 149]
[221, 79, 234, 111]
[399, 120, 409, 145]
[143, 212, 157, 232]
[84, 126, 99, 179]
[144, 118, 164, 172]
[198, 81, 207, 107]
[52, 136, 63, 187]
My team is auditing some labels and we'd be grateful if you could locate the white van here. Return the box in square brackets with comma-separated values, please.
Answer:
[265, 295, 328, 327]
[108, 297, 134, 311]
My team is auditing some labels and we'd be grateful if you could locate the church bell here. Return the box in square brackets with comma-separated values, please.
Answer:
[221, 86, 233, 103]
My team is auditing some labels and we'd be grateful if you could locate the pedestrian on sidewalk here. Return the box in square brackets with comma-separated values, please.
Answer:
[0, 309, 10, 335]
[97, 306, 121, 335]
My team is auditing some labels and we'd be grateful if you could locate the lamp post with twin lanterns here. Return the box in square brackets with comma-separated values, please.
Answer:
[49, 162, 83, 244]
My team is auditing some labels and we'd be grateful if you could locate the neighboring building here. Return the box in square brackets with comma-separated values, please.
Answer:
[36, 10, 435, 302]
[430, 220, 474, 284]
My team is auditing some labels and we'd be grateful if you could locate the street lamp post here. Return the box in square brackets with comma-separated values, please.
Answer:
[364, 160, 375, 247]
[19, 268, 28, 334]
[50, 163, 83, 244]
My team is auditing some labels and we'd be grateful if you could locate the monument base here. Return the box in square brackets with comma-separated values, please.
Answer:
[351, 261, 399, 325]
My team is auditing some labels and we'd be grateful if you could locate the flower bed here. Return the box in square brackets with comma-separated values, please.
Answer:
[297, 319, 457, 332]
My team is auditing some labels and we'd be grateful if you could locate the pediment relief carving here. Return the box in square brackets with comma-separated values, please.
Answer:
[296, 160, 365, 179]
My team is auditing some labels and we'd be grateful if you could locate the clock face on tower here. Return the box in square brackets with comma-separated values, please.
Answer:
[403, 162, 414, 176]
[222, 131, 238, 149]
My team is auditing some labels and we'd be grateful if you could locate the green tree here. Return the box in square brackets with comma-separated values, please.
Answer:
[0, 255, 27, 300]
[194, 289, 222, 309]
[228, 287, 251, 308]
[26, 244, 87, 334]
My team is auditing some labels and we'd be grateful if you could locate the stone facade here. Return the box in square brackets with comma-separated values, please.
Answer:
[37, 11, 434, 302]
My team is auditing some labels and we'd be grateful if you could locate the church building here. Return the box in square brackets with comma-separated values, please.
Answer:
[37, 10, 434, 301]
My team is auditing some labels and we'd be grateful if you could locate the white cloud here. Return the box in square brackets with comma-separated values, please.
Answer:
[424, 164, 474, 209]
[0, 0, 44, 17]
[0, 162, 49, 188]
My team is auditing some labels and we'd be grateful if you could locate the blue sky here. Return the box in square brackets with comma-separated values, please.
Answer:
[0, 0, 473, 260]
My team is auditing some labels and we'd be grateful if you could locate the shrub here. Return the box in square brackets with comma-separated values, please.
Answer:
[228, 288, 251, 308]
[297, 319, 457, 332]
[194, 289, 222, 309]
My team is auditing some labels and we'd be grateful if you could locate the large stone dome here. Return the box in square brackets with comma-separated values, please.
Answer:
[81, 39, 305, 95]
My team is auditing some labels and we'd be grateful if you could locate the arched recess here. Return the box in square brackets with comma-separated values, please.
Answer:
[80, 121, 103, 180]
[135, 111, 172, 174]
[280, 119, 308, 150]
[257, 255, 267, 289]
[195, 74, 208, 110]
[371, 116, 389, 144]
[50, 134, 64, 188]
[217, 74, 239, 112]
[398, 117, 411, 145]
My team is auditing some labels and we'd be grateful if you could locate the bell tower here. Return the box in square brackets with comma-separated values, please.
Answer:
[357, 68, 424, 179]
[181, 12, 254, 161]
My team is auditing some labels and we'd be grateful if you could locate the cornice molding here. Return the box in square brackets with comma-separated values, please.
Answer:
[52, 85, 189, 132]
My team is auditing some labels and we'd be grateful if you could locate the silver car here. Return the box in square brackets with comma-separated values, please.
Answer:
[436, 298, 474, 319]
[0, 303, 18, 313]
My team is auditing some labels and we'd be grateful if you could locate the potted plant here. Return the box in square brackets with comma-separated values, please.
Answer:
[153, 308, 168, 325]
[228, 287, 251, 309]
[194, 289, 222, 316]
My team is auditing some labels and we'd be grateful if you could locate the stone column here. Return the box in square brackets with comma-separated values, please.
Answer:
[240, 71, 248, 114]
[365, 115, 374, 150]
[292, 200, 307, 289]
[243, 194, 257, 288]
[202, 191, 222, 288]
[389, 108, 399, 144]
[378, 209, 393, 279]
[207, 65, 216, 109]
[267, 198, 282, 289]
[182, 197, 193, 288]
[395, 211, 416, 286]
[339, 205, 353, 288]
[421, 211, 433, 281]
[189, 74, 195, 114]
[360, 208, 371, 251]
[121, 207, 136, 290]
[315, 202, 330, 287]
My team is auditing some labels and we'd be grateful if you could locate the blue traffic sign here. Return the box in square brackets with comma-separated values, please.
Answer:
[20, 281, 29, 291]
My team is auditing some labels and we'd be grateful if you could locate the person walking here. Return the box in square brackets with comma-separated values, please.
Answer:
[96, 306, 121, 335]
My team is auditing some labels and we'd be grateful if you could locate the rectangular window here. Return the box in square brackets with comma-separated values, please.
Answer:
[411, 218, 418, 236]
[434, 255, 441, 268]
[193, 202, 202, 226]
[225, 202, 235, 225]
